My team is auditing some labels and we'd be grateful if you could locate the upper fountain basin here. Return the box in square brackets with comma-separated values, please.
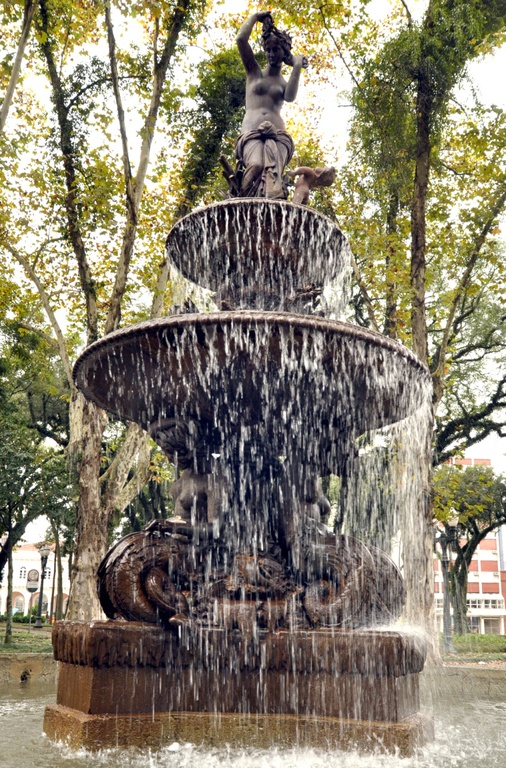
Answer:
[165, 199, 348, 311]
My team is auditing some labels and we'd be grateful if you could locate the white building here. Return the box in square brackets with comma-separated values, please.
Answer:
[0, 541, 71, 618]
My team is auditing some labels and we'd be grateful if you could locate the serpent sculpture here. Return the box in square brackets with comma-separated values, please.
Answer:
[97, 513, 404, 631]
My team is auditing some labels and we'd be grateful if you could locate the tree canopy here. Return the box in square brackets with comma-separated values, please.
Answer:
[0, 0, 505, 623]
[434, 463, 506, 632]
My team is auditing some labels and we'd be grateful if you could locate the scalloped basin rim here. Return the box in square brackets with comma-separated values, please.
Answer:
[73, 311, 429, 378]
[164, 199, 348, 302]
[72, 312, 431, 472]
[165, 197, 341, 233]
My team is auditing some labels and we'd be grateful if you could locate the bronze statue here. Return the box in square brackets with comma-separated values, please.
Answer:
[234, 11, 307, 199]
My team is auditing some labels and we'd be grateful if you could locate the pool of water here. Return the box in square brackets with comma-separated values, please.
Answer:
[1, 678, 505, 768]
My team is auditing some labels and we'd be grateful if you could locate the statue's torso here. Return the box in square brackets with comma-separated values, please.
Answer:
[242, 73, 286, 132]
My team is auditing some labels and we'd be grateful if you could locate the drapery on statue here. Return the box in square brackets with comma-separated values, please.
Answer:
[224, 11, 307, 199]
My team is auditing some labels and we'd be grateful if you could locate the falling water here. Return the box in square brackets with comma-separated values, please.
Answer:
[166, 199, 349, 314]
[55, 198, 439, 754]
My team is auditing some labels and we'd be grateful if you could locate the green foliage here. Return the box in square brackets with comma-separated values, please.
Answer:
[171, 46, 246, 216]
[449, 632, 506, 654]
[330, 0, 506, 458]
[0, 612, 46, 624]
[349, 0, 506, 209]
[0, 328, 77, 580]
[0, 321, 71, 447]
[0, 418, 75, 536]
[352, 28, 417, 201]
[433, 464, 506, 527]
[434, 464, 506, 633]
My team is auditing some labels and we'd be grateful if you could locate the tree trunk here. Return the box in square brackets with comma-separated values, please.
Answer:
[4, 534, 13, 644]
[0, 511, 44, 578]
[55, 531, 64, 620]
[410, 77, 431, 366]
[0, 0, 37, 133]
[408, 29, 435, 637]
[451, 568, 469, 635]
[48, 547, 56, 623]
[384, 192, 400, 339]
[66, 397, 108, 620]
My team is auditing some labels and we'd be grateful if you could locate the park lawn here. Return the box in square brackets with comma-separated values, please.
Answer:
[0, 624, 53, 654]
[441, 633, 506, 662]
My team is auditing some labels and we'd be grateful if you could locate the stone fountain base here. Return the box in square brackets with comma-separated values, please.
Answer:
[44, 621, 433, 756]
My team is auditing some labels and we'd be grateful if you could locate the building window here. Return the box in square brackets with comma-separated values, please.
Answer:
[466, 597, 504, 610]
[44, 568, 51, 580]
[13, 595, 25, 614]
[32, 593, 49, 613]
[483, 618, 502, 634]
[19, 566, 27, 579]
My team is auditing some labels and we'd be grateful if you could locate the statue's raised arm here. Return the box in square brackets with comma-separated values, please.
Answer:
[230, 11, 308, 199]
[236, 11, 273, 76]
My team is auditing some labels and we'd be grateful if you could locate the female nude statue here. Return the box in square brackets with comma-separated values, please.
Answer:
[235, 11, 307, 199]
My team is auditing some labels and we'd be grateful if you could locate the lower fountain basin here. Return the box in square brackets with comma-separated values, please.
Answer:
[73, 312, 431, 474]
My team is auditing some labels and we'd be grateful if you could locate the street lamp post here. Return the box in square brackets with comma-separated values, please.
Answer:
[435, 518, 459, 653]
[34, 543, 51, 629]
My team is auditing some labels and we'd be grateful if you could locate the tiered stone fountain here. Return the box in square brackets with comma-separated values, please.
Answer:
[44, 10, 433, 756]
[43, 198, 433, 756]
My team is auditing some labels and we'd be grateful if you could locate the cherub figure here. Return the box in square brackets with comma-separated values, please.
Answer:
[287, 166, 336, 206]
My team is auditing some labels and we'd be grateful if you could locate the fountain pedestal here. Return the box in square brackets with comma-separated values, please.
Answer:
[44, 620, 433, 755]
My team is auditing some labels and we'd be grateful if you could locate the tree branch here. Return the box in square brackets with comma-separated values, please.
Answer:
[0, 0, 37, 133]
[38, 0, 99, 344]
[66, 74, 147, 113]
[104, 2, 136, 218]
[350, 252, 381, 333]
[101, 423, 151, 516]
[16, 322, 60, 351]
[317, 6, 360, 90]
[104, 0, 192, 335]
[398, 0, 413, 28]
[3, 243, 74, 389]
[150, 252, 170, 319]
[435, 376, 506, 462]
[432, 183, 506, 400]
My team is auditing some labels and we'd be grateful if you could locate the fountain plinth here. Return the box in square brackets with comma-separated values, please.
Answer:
[44, 198, 433, 755]
[45, 621, 432, 754]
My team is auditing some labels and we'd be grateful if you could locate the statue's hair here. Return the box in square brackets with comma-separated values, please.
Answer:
[261, 17, 292, 64]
